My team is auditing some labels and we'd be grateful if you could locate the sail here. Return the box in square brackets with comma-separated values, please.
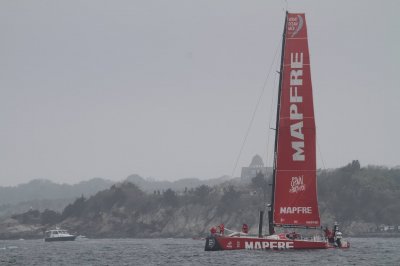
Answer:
[273, 13, 320, 227]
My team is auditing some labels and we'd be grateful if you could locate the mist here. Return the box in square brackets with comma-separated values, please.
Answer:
[1, 0, 399, 186]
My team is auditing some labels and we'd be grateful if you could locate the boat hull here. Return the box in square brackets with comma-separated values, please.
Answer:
[205, 235, 330, 251]
[44, 236, 76, 242]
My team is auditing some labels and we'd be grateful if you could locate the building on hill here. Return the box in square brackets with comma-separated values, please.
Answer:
[240, 155, 271, 181]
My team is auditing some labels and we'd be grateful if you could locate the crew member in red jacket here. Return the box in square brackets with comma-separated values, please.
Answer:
[218, 223, 225, 235]
[242, 223, 249, 234]
[210, 226, 217, 235]
[324, 227, 334, 244]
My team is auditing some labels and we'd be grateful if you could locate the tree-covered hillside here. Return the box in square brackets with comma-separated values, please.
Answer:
[2, 161, 400, 239]
[318, 161, 400, 229]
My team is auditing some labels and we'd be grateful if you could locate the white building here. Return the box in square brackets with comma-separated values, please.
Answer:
[240, 155, 271, 181]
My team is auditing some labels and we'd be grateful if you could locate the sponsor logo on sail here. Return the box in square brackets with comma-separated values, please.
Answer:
[289, 52, 305, 161]
[288, 15, 304, 38]
[289, 175, 306, 193]
[280, 206, 312, 214]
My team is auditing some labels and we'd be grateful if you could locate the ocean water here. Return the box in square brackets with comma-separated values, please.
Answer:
[0, 237, 399, 265]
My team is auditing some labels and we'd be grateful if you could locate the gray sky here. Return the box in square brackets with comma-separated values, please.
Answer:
[1, 0, 399, 186]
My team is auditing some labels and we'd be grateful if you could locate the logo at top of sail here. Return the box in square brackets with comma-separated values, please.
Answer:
[290, 15, 304, 37]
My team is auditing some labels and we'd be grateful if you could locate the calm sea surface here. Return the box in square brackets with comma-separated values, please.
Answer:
[0, 237, 399, 265]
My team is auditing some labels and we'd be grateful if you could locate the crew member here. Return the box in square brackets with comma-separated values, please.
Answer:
[333, 222, 339, 236]
[335, 231, 343, 248]
[219, 223, 225, 235]
[242, 223, 248, 234]
[210, 226, 217, 235]
[286, 231, 300, 240]
[324, 227, 334, 244]
[332, 222, 343, 247]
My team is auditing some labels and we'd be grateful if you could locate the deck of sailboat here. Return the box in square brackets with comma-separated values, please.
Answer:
[205, 234, 330, 251]
[219, 235, 328, 244]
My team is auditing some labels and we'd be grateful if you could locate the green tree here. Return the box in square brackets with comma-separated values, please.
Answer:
[41, 209, 61, 225]
[251, 171, 269, 202]
[163, 188, 179, 207]
[194, 185, 212, 202]
[62, 195, 86, 218]
[218, 186, 241, 213]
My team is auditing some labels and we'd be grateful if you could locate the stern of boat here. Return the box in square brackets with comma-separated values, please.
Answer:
[204, 236, 222, 251]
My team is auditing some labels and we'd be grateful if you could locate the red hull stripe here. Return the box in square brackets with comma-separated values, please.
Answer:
[213, 236, 328, 250]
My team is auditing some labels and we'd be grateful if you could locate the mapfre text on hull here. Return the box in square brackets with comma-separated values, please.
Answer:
[205, 235, 330, 251]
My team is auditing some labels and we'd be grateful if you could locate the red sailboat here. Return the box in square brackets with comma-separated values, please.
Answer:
[205, 12, 350, 251]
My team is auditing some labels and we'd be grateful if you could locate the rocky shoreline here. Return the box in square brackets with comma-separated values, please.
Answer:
[1, 209, 395, 240]
[1, 163, 400, 241]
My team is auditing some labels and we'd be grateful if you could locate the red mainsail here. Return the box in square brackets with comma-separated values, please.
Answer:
[272, 13, 320, 227]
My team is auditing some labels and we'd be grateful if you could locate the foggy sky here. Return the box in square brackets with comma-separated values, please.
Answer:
[0, 0, 399, 186]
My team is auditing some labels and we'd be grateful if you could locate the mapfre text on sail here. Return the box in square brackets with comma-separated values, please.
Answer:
[289, 52, 305, 161]
[280, 206, 311, 214]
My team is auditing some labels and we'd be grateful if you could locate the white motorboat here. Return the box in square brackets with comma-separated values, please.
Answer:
[44, 228, 76, 242]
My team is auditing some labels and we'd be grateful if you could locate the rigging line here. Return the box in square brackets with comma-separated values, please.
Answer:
[265, 70, 279, 171]
[313, 84, 326, 171]
[284, 0, 289, 12]
[317, 137, 327, 170]
[230, 42, 281, 178]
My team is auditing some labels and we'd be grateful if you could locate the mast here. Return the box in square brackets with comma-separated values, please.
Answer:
[268, 11, 288, 236]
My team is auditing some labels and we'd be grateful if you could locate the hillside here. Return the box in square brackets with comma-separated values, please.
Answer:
[125, 174, 232, 193]
[0, 178, 114, 205]
[0, 175, 231, 219]
[318, 161, 400, 233]
[1, 161, 400, 239]
[0, 178, 114, 218]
